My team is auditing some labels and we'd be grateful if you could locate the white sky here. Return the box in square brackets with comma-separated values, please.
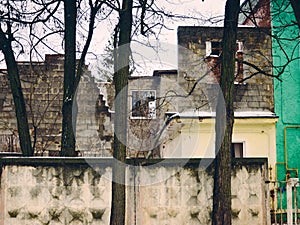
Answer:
[90, 0, 227, 53]
[0, 0, 228, 73]
[88, 0, 227, 77]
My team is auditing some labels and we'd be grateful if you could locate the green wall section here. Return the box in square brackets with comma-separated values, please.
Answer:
[272, 0, 300, 181]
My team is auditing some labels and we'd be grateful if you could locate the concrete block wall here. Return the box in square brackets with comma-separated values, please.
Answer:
[0, 55, 113, 156]
[177, 26, 274, 113]
[0, 158, 269, 225]
[76, 71, 113, 157]
[0, 56, 64, 155]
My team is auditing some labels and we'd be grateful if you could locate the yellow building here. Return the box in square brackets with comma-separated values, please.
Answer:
[127, 71, 277, 175]
[161, 113, 277, 168]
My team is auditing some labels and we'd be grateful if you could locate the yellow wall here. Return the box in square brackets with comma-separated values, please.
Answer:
[162, 117, 277, 168]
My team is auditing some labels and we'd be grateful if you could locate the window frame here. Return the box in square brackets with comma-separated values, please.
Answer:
[206, 40, 244, 82]
[205, 40, 244, 57]
[231, 142, 245, 158]
[130, 90, 156, 119]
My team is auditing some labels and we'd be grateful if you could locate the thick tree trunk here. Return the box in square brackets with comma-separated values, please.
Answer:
[0, 30, 33, 156]
[110, 0, 133, 225]
[212, 0, 240, 225]
[61, 0, 77, 156]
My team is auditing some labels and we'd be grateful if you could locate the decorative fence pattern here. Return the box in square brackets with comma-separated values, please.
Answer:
[0, 158, 269, 225]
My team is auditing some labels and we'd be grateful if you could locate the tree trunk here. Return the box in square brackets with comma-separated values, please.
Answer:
[110, 0, 133, 225]
[212, 0, 240, 225]
[0, 30, 33, 156]
[61, 0, 77, 156]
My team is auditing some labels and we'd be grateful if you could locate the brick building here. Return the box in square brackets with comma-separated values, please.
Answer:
[0, 26, 278, 162]
[0, 54, 113, 156]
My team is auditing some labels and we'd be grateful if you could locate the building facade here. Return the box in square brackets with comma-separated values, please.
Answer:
[124, 26, 277, 167]
[0, 54, 113, 156]
[0, 28, 277, 167]
[272, 0, 300, 184]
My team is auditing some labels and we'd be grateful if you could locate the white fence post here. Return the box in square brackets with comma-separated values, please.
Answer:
[287, 178, 299, 225]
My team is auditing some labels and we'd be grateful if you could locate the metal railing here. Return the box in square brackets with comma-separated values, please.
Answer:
[268, 178, 299, 225]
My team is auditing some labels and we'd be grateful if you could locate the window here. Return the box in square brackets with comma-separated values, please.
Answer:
[236, 41, 244, 53]
[206, 41, 222, 57]
[131, 90, 156, 119]
[206, 41, 243, 57]
[231, 142, 244, 158]
[235, 42, 244, 82]
[205, 41, 244, 82]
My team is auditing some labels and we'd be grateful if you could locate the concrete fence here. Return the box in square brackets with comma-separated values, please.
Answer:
[0, 157, 269, 225]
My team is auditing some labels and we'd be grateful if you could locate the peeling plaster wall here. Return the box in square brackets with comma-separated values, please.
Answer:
[0, 158, 269, 225]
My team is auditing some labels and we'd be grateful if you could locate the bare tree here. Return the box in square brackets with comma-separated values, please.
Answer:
[60, 0, 77, 156]
[0, 29, 33, 156]
[108, 1, 205, 223]
[212, 1, 240, 224]
[0, 0, 115, 156]
[0, 1, 62, 156]
[210, 0, 300, 224]
[61, 0, 115, 156]
[110, 0, 133, 223]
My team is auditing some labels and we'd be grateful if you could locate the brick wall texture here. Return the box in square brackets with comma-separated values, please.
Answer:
[177, 26, 274, 113]
[0, 55, 113, 156]
[0, 26, 275, 156]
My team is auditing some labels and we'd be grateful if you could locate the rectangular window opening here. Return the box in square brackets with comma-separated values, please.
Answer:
[231, 142, 244, 158]
[206, 40, 244, 82]
[211, 41, 222, 56]
[131, 90, 156, 119]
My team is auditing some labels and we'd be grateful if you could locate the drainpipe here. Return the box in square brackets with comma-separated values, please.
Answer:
[274, 126, 300, 183]
[146, 112, 180, 158]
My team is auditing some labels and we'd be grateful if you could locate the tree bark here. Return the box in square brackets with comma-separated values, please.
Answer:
[212, 0, 240, 225]
[0, 29, 33, 156]
[110, 0, 133, 224]
[60, 0, 77, 156]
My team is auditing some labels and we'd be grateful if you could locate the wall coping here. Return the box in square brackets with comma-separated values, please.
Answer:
[0, 157, 268, 168]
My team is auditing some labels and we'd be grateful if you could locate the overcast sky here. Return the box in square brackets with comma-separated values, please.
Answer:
[0, 0, 228, 73]
[87, 0, 228, 77]
[90, 0, 227, 54]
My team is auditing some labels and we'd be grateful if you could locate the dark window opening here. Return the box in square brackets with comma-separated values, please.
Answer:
[211, 42, 222, 56]
[206, 41, 244, 83]
[231, 142, 244, 158]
